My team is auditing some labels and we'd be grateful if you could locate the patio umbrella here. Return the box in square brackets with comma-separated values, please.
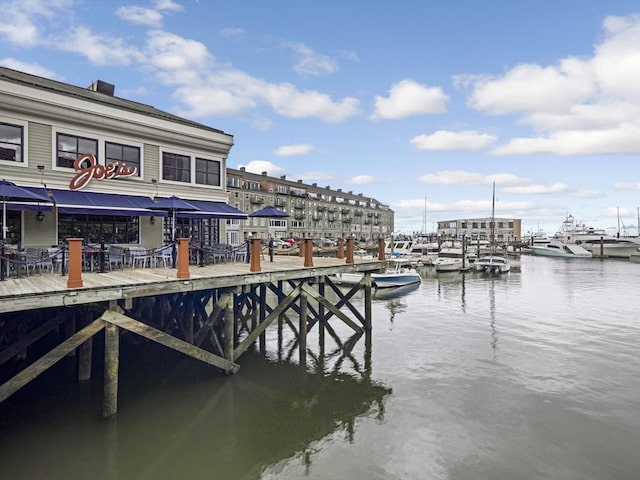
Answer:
[249, 205, 289, 218]
[146, 196, 200, 241]
[0, 179, 51, 241]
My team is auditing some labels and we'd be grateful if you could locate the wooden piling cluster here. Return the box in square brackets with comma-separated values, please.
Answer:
[1, 240, 386, 417]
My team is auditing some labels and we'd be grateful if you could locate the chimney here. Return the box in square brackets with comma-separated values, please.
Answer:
[280, 175, 287, 180]
[88, 80, 115, 96]
[261, 171, 267, 176]
[240, 166, 246, 172]
[312, 183, 317, 187]
[297, 179, 303, 183]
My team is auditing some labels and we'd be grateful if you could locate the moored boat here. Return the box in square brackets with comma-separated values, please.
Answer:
[531, 240, 592, 258]
[371, 258, 422, 288]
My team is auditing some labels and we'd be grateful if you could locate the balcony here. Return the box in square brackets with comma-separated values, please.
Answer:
[249, 196, 264, 205]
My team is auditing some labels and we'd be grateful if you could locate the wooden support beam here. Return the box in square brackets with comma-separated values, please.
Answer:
[100, 310, 240, 374]
[78, 337, 93, 381]
[299, 288, 308, 366]
[224, 292, 235, 364]
[0, 319, 105, 403]
[103, 321, 119, 418]
[300, 283, 363, 333]
[0, 310, 71, 366]
[233, 285, 302, 361]
[363, 272, 372, 330]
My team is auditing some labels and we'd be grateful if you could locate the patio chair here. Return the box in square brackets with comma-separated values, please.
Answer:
[151, 245, 173, 268]
[107, 246, 125, 270]
[129, 245, 152, 268]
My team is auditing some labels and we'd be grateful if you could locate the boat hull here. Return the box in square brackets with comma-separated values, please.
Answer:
[371, 272, 421, 289]
[474, 255, 511, 273]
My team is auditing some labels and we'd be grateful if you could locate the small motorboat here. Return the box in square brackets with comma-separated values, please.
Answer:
[372, 258, 422, 289]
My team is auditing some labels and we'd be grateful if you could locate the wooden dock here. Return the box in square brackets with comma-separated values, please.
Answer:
[0, 254, 384, 416]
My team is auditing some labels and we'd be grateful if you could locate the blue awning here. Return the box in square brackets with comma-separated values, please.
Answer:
[5, 186, 53, 212]
[177, 199, 247, 219]
[50, 189, 165, 217]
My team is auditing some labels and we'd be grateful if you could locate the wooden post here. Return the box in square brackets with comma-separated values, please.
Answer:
[259, 284, 266, 354]
[600, 236, 604, 257]
[299, 288, 308, 367]
[176, 238, 190, 279]
[304, 238, 313, 267]
[346, 237, 355, 264]
[78, 338, 93, 381]
[224, 293, 235, 362]
[66, 238, 83, 288]
[103, 319, 119, 418]
[364, 273, 372, 330]
[250, 238, 262, 272]
[377, 237, 385, 260]
[298, 239, 305, 257]
[337, 238, 344, 259]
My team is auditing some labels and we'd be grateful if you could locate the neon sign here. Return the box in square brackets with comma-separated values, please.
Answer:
[69, 154, 138, 190]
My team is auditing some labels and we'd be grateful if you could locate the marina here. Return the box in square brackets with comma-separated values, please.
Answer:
[0, 255, 638, 479]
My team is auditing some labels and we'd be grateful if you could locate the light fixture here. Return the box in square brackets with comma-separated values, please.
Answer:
[36, 211, 44, 221]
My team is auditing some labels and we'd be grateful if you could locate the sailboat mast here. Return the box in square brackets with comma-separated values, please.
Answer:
[491, 181, 496, 252]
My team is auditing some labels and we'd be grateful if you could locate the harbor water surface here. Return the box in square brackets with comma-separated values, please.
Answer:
[1, 255, 638, 479]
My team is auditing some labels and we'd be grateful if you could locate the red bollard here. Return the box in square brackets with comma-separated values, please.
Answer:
[378, 237, 385, 260]
[304, 238, 314, 267]
[250, 238, 262, 272]
[177, 238, 190, 279]
[66, 238, 83, 288]
[337, 238, 344, 259]
[346, 237, 355, 264]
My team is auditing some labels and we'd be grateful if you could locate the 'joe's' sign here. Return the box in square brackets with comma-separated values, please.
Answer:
[69, 154, 137, 190]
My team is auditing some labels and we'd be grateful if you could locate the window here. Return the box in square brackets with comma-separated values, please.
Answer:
[227, 176, 241, 188]
[58, 214, 139, 244]
[57, 133, 98, 169]
[162, 152, 190, 182]
[106, 142, 141, 176]
[195, 158, 220, 186]
[0, 122, 23, 162]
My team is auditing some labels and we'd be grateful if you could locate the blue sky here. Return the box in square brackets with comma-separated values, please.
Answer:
[1, 0, 639, 236]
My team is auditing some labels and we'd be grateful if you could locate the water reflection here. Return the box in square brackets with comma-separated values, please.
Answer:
[489, 278, 498, 358]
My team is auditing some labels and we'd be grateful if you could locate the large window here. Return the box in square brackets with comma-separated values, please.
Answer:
[106, 142, 141, 176]
[195, 157, 220, 186]
[0, 122, 23, 162]
[57, 133, 98, 169]
[162, 152, 190, 182]
[58, 214, 139, 244]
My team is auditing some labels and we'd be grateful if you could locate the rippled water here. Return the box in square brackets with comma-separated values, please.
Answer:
[1, 255, 639, 479]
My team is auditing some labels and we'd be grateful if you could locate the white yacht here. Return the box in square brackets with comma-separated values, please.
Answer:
[553, 215, 640, 258]
[432, 245, 473, 272]
[408, 240, 439, 266]
[474, 182, 511, 274]
[531, 240, 592, 258]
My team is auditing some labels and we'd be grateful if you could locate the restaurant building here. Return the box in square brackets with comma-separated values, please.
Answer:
[437, 217, 522, 243]
[0, 67, 246, 250]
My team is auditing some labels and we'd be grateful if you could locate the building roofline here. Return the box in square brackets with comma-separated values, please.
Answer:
[0, 66, 227, 136]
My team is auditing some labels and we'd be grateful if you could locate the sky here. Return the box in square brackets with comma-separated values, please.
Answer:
[1, 0, 639, 236]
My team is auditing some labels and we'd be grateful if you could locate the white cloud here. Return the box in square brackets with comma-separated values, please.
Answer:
[0, 58, 59, 78]
[274, 144, 315, 156]
[146, 30, 212, 74]
[502, 183, 570, 194]
[460, 13, 640, 156]
[0, 0, 72, 46]
[411, 130, 496, 151]
[299, 171, 337, 182]
[570, 189, 605, 199]
[614, 181, 640, 190]
[56, 26, 143, 66]
[116, 6, 163, 27]
[237, 160, 285, 177]
[154, 0, 183, 12]
[371, 79, 448, 120]
[417, 170, 529, 186]
[345, 175, 379, 185]
[282, 41, 337, 77]
[172, 68, 361, 122]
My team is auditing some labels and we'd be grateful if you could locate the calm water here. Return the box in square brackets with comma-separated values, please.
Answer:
[1, 255, 639, 480]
